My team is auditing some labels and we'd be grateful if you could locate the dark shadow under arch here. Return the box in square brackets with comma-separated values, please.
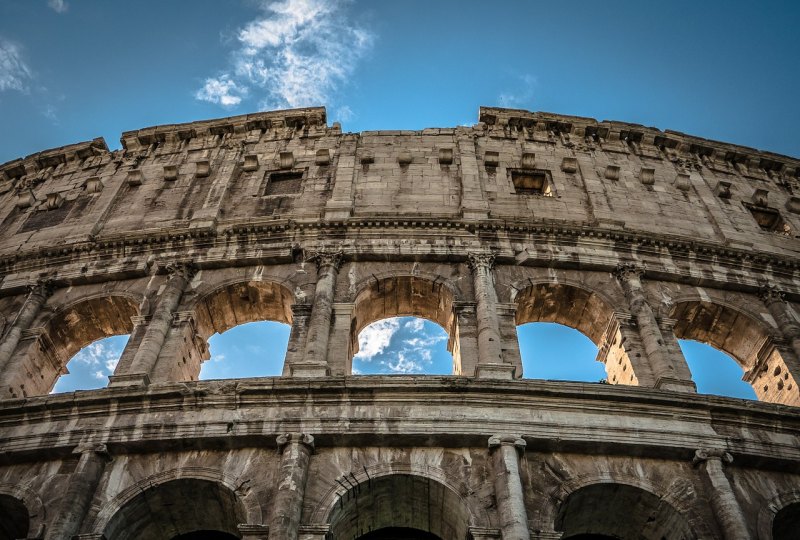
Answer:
[328, 474, 470, 540]
[555, 483, 694, 540]
[102, 478, 245, 540]
[773, 501, 800, 540]
[0, 493, 29, 540]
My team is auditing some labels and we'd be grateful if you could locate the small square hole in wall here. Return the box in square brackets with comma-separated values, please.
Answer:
[745, 204, 791, 235]
[265, 170, 303, 195]
[511, 169, 554, 196]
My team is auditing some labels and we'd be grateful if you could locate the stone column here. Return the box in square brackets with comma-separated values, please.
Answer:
[693, 449, 749, 540]
[760, 286, 800, 364]
[469, 253, 512, 379]
[0, 279, 52, 375]
[614, 265, 695, 392]
[110, 262, 194, 387]
[489, 435, 530, 540]
[283, 304, 313, 375]
[46, 444, 111, 540]
[269, 433, 315, 540]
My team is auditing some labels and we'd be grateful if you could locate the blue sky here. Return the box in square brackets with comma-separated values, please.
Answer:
[3, 0, 789, 399]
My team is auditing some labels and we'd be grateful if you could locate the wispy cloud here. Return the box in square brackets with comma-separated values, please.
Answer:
[498, 74, 537, 109]
[71, 340, 125, 380]
[354, 318, 400, 361]
[196, 0, 373, 111]
[0, 38, 32, 93]
[48, 0, 68, 14]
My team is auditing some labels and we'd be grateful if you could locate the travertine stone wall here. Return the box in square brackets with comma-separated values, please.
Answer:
[1, 106, 800, 539]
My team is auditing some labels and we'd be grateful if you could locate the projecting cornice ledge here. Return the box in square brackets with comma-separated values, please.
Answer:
[0, 377, 799, 470]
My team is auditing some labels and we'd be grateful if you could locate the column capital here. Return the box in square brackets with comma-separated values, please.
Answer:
[306, 248, 344, 271]
[467, 526, 503, 539]
[453, 301, 477, 314]
[467, 251, 496, 272]
[237, 524, 269, 540]
[693, 448, 733, 467]
[488, 434, 526, 453]
[72, 443, 111, 460]
[162, 260, 197, 280]
[28, 277, 54, 299]
[759, 283, 787, 304]
[613, 263, 644, 282]
[277, 433, 315, 452]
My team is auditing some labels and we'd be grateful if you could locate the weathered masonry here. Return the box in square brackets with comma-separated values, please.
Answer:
[1, 106, 800, 539]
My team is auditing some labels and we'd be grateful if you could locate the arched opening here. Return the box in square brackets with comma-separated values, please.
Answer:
[328, 474, 470, 540]
[518, 322, 605, 382]
[555, 483, 694, 540]
[773, 502, 800, 540]
[52, 334, 130, 393]
[350, 277, 458, 375]
[678, 340, 757, 400]
[200, 321, 290, 379]
[0, 494, 29, 540]
[8, 295, 138, 397]
[352, 317, 452, 375]
[671, 301, 799, 405]
[102, 478, 245, 540]
[356, 528, 442, 539]
[515, 283, 640, 385]
[192, 281, 294, 380]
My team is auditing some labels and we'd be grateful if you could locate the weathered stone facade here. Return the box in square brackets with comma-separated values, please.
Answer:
[1, 106, 800, 539]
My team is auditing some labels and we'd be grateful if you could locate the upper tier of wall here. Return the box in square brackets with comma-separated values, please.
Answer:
[1, 106, 799, 279]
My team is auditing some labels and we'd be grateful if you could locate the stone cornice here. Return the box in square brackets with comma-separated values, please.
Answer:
[0, 377, 799, 470]
[0, 137, 109, 176]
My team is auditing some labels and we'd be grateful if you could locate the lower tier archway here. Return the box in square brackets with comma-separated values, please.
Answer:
[101, 478, 246, 540]
[328, 474, 470, 540]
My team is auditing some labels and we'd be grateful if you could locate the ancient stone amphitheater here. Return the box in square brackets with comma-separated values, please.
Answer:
[1, 106, 799, 540]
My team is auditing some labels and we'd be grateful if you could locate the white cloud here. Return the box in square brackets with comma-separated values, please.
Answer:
[195, 76, 245, 107]
[197, 0, 373, 111]
[404, 318, 425, 332]
[498, 74, 537, 109]
[48, 0, 68, 13]
[388, 352, 423, 374]
[0, 38, 32, 93]
[354, 318, 400, 361]
[70, 340, 124, 377]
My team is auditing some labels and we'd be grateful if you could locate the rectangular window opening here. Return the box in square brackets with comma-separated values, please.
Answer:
[511, 169, 554, 196]
[746, 204, 791, 236]
[265, 170, 303, 196]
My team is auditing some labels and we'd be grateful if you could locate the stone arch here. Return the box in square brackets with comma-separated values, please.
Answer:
[670, 299, 799, 404]
[0, 483, 46, 540]
[349, 275, 458, 374]
[313, 464, 483, 540]
[7, 293, 139, 397]
[757, 488, 800, 539]
[90, 467, 261, 539]
[183, 279, 295, 379]
[513, 280, 651, 386]
[548, 475, 709, 540]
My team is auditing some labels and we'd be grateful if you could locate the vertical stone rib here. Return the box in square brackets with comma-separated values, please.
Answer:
[489, 435, 530, 540]
[124, 262, 193, 384]
[269, 433, 314, 540]
[46, 444, 110, 540]
[760, 286, 800, 363]
[468, 253, 504, 367]
[0, 279, 52, 375]
[303, 252, 342, 368]
[693, 449, 749, 540]
[615, 265, 695, 392]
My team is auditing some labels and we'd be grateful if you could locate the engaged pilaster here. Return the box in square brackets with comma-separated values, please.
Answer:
[469, 253, 512, 379]
[46, 444, 111, 540]
[0, 279, 52, 375]
[110, 262, 194, 387]
[614, 265, 695, 392]
[269, 433, 315, 540]
[489, 435, 531, 540]
[293, 250, 342, 377]
[693, 449, 749, 540]
[283, 303, 313, 375]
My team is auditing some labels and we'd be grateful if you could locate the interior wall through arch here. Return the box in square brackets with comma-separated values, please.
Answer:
[671, 301, 799, 405]
[514, 283, 646, 387]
